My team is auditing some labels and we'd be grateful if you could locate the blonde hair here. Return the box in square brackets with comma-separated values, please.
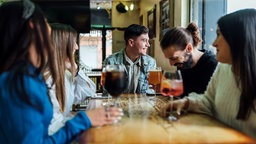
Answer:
[50, 23, 77, 112]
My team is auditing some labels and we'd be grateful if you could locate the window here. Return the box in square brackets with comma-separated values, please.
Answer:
[227, 0, 256, 13]
[79, 30, 112, 70]
[190, 0, 256, 53]
[190, 0, 227, 52]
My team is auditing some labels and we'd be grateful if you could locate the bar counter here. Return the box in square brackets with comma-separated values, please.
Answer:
[76, 94, 255, 143]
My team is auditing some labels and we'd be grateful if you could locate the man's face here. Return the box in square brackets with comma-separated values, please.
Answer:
[130, 33, 150, 55]
[162, 46, 193, 70]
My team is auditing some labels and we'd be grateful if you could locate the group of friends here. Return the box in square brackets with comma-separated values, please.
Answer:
[0, 0, 255, 143]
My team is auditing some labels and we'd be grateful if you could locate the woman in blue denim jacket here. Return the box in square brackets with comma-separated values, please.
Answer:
[103, 24, 156, 94]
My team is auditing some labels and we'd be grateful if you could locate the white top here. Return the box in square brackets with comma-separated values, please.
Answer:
[124, 52, 141, 93]
[187, 63, 256, 138]
[47, 69, 96, 135]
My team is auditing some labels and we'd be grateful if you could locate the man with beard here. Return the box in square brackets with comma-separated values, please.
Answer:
[103, 24, 156, 94]
[160, 22, 217, 97]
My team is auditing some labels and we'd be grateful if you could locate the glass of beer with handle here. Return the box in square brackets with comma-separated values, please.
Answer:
[160, 66, 183, 121]
[148, 67, 162, 94]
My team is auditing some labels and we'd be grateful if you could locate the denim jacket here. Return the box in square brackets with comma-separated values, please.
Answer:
[103, 48, 156, 94]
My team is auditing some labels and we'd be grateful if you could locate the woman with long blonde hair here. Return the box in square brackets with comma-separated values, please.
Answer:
[47, 23, 97, 134]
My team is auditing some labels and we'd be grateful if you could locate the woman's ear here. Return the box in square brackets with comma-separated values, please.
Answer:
[185, 43, 193, 54]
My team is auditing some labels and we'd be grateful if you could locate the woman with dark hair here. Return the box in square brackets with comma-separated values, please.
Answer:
[0, 1, 123, 143]
[163, 9, 256, 138]
[160, 22, 217, 97]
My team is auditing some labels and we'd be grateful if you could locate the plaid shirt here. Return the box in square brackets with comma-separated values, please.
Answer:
[103, 49, 156, 94]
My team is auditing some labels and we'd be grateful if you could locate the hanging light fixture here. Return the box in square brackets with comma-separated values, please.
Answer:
[125, 5, 129, 11]
[116, 2, 127, 13]
[130, 1, 134, 11]
[96, 3, 101, 10]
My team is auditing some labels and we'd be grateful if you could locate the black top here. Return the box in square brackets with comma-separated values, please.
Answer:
[180, 50, 218, 98]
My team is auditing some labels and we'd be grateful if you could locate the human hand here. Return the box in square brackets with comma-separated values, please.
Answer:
[160, 98, 189, 117]
[86, 106, 124, 127]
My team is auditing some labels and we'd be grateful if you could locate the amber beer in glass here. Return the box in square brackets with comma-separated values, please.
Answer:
[148, 67, 162, 93]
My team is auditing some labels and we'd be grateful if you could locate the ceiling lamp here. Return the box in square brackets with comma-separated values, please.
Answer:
[130, 3, 134, 11]
[125, 5, 129, 11]
[96, 3, 101, 9]
[116, 2, 127, 13]
[130, 0, 134, 11]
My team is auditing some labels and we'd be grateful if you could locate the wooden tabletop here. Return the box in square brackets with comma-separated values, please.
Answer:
[76, 94, 255, 144]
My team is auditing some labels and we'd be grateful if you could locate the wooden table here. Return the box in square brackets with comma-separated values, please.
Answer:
[76, 94, 255, 143]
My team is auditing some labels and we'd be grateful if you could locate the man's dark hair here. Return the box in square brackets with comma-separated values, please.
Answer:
[124, 24, 149, 45]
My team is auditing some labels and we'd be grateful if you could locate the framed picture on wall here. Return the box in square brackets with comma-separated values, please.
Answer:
[160, 0, 173, 40]
[147, 5, 156, 39]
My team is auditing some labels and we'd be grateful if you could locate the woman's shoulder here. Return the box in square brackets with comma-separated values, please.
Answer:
[214, 63, 232, 77]
[1, 69, 49, 110]
[217, 63, 231, 70]
[24, 74, 49, 100]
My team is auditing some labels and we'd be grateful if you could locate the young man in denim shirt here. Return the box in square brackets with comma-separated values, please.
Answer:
[103, 24, 156, 94]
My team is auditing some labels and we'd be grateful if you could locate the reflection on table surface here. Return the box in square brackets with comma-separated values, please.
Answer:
[76, 94, 255, 144]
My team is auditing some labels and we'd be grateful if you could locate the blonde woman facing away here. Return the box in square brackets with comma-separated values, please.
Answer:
[46, 23, 97, 135]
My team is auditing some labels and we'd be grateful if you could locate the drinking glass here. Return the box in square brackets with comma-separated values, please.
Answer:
[160, 66, 183, 121]
[104, 64, 127, 107]
[100, 67, 106, 87]
[148, 67, 162, 95]
[100, 67, 111, 105]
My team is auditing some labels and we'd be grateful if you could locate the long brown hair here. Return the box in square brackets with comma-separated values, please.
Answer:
[50, 23, 77, 112]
